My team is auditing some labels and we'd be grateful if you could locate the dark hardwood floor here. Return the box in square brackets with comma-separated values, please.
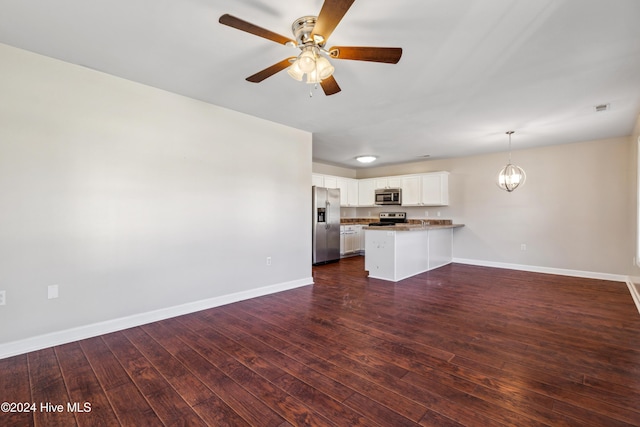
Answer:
[2, 257, 640, 426]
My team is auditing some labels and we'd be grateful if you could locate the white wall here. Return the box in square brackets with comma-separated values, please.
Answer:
[0, 44, 312, 350]
[356, 136, 633, 276]
[629, 116, 640, 294]
[312, 162, 357, 178]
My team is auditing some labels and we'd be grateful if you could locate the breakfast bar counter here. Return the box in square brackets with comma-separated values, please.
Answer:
[363, 224, 464, 282]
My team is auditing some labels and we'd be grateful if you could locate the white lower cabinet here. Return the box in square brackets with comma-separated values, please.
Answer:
[340, 225, 363, 257]
[355, 225, 364, 253]
[364, 228, 453, 282]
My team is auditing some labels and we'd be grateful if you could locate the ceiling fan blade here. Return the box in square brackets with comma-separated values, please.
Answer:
[219, 14, 294, 45]
[311, 0, 355, 43]
[320, 75, 341, 96]
[246, 58, 295, 83]
[329, 46, 403, 64]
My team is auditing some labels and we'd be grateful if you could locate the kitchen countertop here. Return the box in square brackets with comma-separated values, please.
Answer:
[340, 218, 378, 225]
[362, 223, 464, 231]
[341, 218, 456, 226]
[341, 218, 463, 230]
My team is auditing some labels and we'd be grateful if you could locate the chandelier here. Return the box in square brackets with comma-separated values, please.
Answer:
[497, 131, 526, 192]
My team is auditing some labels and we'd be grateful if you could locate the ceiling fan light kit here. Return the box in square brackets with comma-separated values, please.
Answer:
[297, 47, 317, 73]
[287, 45, 336, 84]
[315, 56, 335, 80]
[287, 60, 304, 81]
[219, 0, 403, 96]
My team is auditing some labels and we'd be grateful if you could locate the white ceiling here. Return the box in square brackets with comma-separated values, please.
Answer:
[1, 0, 639, 168]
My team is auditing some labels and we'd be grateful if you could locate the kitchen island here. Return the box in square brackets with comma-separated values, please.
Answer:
[364, 223, 463, 282]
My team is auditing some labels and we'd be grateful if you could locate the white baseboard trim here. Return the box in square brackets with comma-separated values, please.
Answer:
[452, 258, 628, 283]
[453, 258, 640, 313]
[0, 277, 313, 360]
[627, 277, 640, 315]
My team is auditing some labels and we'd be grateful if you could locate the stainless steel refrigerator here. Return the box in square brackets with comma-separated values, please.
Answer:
[312, 186, 341, 265]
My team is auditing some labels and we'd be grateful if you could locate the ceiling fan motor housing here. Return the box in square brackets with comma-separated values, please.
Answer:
[292, 16, 322, 46]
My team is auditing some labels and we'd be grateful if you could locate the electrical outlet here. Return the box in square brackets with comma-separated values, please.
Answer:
[266, 257, 272, 266]
[437, 211, 441, 217]
[521, 244, 527, 251]
[425, 211, 429, 217]
[48, 285, 59, 299]
[0, 290, 6, 306]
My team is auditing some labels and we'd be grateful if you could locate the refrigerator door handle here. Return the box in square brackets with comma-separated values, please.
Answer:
[325, 200, 330, 229]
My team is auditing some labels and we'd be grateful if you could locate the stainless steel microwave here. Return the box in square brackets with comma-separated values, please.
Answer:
[375, 188, 402, 205]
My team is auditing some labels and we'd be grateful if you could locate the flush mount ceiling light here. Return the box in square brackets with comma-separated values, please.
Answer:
[497, 131, 526, 192]
[356, 155, 378, 164]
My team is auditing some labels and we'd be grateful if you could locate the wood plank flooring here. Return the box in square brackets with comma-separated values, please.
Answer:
[1, 257, 639, 426]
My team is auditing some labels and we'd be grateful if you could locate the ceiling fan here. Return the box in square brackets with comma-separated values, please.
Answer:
[219, 0, 402, 96]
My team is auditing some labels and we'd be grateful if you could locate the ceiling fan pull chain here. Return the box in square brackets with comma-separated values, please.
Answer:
[309, 83, 320, 98]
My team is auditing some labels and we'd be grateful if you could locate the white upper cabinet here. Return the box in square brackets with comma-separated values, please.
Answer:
[323, 175, 338, 189]
[420, 172, 449, 206]
[358, 179, 377, 206]
[400, 172, 449, 206]
[313, 171, 449, 207]
[401, 175, 422, 205]
[336, 177, 359, 207]
[312, 174, 339, 189]
[389, 176, 403, 188]
[375, 178, 388, 189]
[312, 174, 324, 187]
[375, 176, 402, 189]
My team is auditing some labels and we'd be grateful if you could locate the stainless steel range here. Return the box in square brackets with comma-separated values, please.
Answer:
[368, 212, 407, 227]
